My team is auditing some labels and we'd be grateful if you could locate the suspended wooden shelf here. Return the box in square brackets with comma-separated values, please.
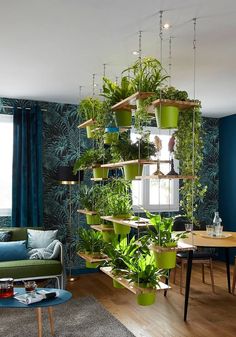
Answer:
[100, 267, 170, 294]
[149, 99, 199, 115]
[77, 118, 96, 129]
[90, 178, 110, 181]
[135, 175, 196, 180]
[100, 159, 169, 169]
[101, 216, 151, 229]
[90, 225, 114, 232]
[77, 209, 98, 215]
[111, 92, 155, 111]
[78, 252, 109, 263]
[150, 241, 196, 253]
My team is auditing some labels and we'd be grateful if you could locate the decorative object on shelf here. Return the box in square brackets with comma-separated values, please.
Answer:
[167, 135, 178, 175]
[152, 135, 164, 176]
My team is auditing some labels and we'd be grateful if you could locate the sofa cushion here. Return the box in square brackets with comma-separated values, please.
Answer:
[27, 229, 58, 249]
[0, 241, 27, 261]
[0, 231, 12, 242]
[0, 259, 62, 279]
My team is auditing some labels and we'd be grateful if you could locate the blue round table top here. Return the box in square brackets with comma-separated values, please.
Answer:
[0, 288, 72, 308]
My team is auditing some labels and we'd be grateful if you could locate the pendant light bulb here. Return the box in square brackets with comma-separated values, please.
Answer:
[163, 23, 170, 29]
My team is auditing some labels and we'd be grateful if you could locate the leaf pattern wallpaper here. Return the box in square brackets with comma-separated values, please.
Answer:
[0, 97, 219, 272]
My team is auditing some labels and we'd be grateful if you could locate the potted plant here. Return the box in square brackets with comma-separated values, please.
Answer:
[73, 147, 112, 179]
[104, 178, 133, 235]
[153, 86, 191, 129]
[78, 228, 107, 268]
[145, 212, 187, 269]
[101, 76, 134, 127]
[124, 253, 165, 306]
[79, 185, 101, 225]
[111, 132, 156, 180]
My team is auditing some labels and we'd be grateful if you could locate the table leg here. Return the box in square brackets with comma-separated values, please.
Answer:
[225, 248, 231, 293]
[36, 308, 42, 337]
[48, 307, 55, 336]
[184, 250, 193, 321]
[164, 269, 170, 297]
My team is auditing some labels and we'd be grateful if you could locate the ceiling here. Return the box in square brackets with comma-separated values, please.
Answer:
[0, 0, 236, 117]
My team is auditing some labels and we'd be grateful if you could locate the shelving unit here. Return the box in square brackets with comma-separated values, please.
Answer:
[90, 225, 114, 232]
[77, 118, 96, 129]
[77, 209, 98, 215]
[78, 252, 109, 264]
[148, 99, 199, 115]
[100, 267, 170, 294]
[100, 159, 170, 169]
[150, 242, 196, 253]
[101, 216, 151, 229]
[111, 91, 154, 111]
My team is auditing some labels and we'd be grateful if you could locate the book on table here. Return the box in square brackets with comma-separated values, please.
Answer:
[14, 290, 59, 305]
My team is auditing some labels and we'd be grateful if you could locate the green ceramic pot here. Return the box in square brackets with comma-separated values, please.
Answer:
[101, 222, 114, 229]
[113, 279, 124, 289]
[92, 167, 109, 179]
[86, 214, 101, 225]
[85, 261, 100, 269]
[102, 231, 117, 243]
[112, 214, 131, 235]
[114, 110, 132, 127]
[104, 132, 119, 145]
[153, 250, 177, 269]
[155, 106, 179, 129]
[123, 163, 143, 180]
[136, 292, 156, 306]
[86, 125, 95, 138]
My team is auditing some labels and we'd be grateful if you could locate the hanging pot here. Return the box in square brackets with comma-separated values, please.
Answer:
[114, 110, 132, 128]
[92, 167, 109, 179]
[112, 214, 131, 235]
[86, 125, 95, 138]
[104, 127, 119, 145]
[135, 283, 156, 306]
[153, 244, 177, 269]
[85, 261, 100, 269]
[102, 231, 117, 243]
[86, 214, 101, 225]
[123, 163, 143, 180]
[155, 106, 179, 129]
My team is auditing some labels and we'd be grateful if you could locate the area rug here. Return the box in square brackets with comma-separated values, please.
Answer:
[0, 296, 136, 337]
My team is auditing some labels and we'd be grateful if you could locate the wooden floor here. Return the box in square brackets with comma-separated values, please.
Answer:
[67, 261, 236, 337]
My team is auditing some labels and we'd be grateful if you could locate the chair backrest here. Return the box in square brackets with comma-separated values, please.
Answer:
[173, 217, 188, 231]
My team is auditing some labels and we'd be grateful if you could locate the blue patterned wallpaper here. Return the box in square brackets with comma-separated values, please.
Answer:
[0, 97, 219, 271]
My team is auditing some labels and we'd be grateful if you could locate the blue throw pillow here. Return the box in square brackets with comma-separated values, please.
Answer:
[0, 240, 27, 261]
[0, 231, 12, 242]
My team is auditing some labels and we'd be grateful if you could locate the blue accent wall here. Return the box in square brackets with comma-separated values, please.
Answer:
[219, 114, 236, 262]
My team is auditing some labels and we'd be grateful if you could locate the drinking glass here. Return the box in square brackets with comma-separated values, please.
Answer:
[206, 225, 213, 236]
[215, 225, 223, 237]
[185, 224, 193, 232]
[24, 281, 37, 295]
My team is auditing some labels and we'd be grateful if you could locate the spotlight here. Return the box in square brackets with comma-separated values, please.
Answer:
[132, 51, 139, 56]
[163, 23, 170, 29]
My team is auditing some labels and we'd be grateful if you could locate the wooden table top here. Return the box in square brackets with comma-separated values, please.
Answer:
[180, 230, 236, 248]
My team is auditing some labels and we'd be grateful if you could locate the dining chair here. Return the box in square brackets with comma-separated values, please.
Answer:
[173, 217, 215, 294]
[232, 256, 236, 295]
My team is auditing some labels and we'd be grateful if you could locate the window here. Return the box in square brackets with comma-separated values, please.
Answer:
[0, 114, 13, 216]
[131, 127, 179, 212]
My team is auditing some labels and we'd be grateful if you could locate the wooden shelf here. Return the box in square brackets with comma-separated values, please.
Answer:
[150, 242, 196, 253]
[78, 252, 108, 263]
[90, 178, 110, 181]
[149, 99, 199, 115]
[100, 159, 168, 169]
[77, 209, 98, 215]
[90, 225, 114, 232]
[101, 216, 151, 229]
[136, 175, 196, 180]
[111, 92, 155, 111]
[100, 267, 170, 294]
[77, 118, 96, 129]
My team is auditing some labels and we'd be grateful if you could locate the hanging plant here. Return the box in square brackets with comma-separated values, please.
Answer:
[174, 107, 207, 224]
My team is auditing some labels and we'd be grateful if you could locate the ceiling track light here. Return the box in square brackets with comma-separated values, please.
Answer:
[163, 23, 170, 29]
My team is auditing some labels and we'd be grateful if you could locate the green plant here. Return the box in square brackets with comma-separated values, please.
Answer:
[174, 107, 207, 224]
[111, 132, 156, 162]
[73, 147, 112, 173]
[78, 97, 107, 122]
[155, 86, 189, 101]
[145, 212, 186, 247]
[101, 76, 134, 106]
[79, 184, 102, 211]
[124, 253, 165, 287]
[78, 228, 106, 255]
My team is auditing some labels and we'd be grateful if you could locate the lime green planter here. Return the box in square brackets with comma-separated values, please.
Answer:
[113, 279, 124, 289]
[123, 163, 143, 180]
[93, 167, 109, 179]
[114, 110, 132, 127]
[112, 214, 131, 235]
[104, 132, 119, 145]
[86, 125, 95, 138]
[85, 261, 100, 269]
[136, 292, 156, 306]
[101, 222, 114, 229]
[155, 106, 179, 129]
[102, 231, 117, 243]
[153, 250, 177, 269]
[86, 214, 101, 225]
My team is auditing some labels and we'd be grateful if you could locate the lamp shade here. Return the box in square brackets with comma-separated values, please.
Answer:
[56, 166, 84, 184]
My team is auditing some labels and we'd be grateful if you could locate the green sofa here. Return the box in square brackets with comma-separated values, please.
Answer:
[0, 227, 64, 289]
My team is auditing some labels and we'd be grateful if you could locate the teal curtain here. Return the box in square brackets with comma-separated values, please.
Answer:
[12, 105, 43, 227]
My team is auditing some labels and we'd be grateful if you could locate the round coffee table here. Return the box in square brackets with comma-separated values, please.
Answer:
[0, 288, 72, 337]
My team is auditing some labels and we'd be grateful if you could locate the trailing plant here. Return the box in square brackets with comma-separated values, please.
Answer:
[73, 146, 112, 173]
[144, 212, 187, 247]
[154, 86, 189, 101]
[79, 184, 102, 211]
[101, 76, 134, 106]
[174, 107, 207, 224]
[78, 228, 107, 255]
[110, 132, 156, 162]
[78, 97, 106, 121]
